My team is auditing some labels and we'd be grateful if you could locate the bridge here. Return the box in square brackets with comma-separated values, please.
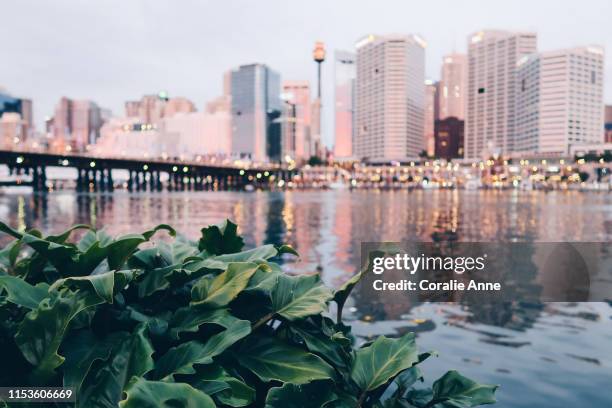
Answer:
[0, 150, 296, 192]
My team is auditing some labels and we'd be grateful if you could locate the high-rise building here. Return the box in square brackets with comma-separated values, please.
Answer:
[52, 97, 104, 151]
[354, 34, 426, 162]
[163, 97, 196, 118]
[424, 80, 439, 157]
[0, 91, 33, 138]
[333, 50, 356, 160]
[124, 92, 169, 124]
[0, 112, 27, 149]
[435, 117, 464, 160]
[516, 46, 605, 155]
[439, 53, 467, 120]
[282, 80, 311, 162]
[465, 30, 537, 159]
[605, 105, 612, 143]
[230, 64, 282, 162]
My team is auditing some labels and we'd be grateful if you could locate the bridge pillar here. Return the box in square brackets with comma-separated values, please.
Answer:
[107, 169, 114, 192]
[40, 166, 47, 192]
[127, 171, 133, 192]
[99, 169, 107, 192]
[90, 169, 98, 192]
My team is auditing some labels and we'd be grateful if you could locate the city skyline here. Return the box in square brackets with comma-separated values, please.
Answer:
[2, 0, 611, 149]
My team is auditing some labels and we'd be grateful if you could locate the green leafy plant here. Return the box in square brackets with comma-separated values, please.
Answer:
[0, 219, 497, 407]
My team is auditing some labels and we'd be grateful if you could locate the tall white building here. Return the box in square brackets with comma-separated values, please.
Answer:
[230, 64, 282, 162]
[516, 46, 605, 155]
[354, 34, 426, 162]
[334, 50, 356, 160]
[439, 53, 467, 120]
[282, 80, 311, 162]
[465, 30, 537, 159]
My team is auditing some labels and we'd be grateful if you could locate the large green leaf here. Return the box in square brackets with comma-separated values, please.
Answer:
[192, 365, 255, 407]
[262, 273, 333, 325]
[0, 240, 22, 274]
[238, 336, 335, 384]
[191, 262, 263, 308]
[334, 251, 384, 324]
[78, 324, 155, 407]
[0, 275, 49, 309]
[0, 222, 81, 276]
[0, 222, 174, 277]
[15, 286, 106, 383]
[424, 370, 498, 408]
[198, 219, 244, 255]
[351, 334, 419, 395]
[285, 320, 352, 374]
[119, 377, 215, 408]
[61, 330, 125, 395]
[265, 381, 337, 408]
[168, 307, 247, 340]
[106, 224, 175, 270]
[49, 270, 135, 304]
[153, 317, 251, 380]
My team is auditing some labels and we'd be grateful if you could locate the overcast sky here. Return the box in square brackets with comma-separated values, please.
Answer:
[2, 0, 611, 148]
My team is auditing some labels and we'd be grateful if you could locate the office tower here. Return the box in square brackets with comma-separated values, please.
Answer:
[435, 117, 465, 160]
[516, 46, 605, 155]
[163, 97, 196, 118]
[124, 92, 168, 124]
[282, 80, 311, 161]
[125, 101, 140, 118]
[465, 30, 537, 159]
[605, 105, 612, 143]
[439, 53, 467, 120]
[0, 91, 33, 137]
[53, 97, 104, 151]
[424, 80, 439, 157]
[230, 64, 282, 162]
[334, 50, 356, 160]
[354, 34, 426, 162]
[0, 113, 27, 149]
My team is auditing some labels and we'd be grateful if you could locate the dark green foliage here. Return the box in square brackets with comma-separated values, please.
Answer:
[0, 220, 497, 407]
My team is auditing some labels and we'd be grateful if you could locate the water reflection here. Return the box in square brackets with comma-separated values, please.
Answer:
[0, 189, 611, 407]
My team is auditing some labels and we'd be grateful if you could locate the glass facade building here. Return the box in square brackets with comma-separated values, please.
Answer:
[333, 50, 355, 159]
[230, 64, 281, 162]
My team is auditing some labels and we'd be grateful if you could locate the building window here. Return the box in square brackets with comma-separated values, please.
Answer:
[478, 87, 486, 94]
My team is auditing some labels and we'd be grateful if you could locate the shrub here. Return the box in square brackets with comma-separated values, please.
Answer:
[0, 219, 497, 407]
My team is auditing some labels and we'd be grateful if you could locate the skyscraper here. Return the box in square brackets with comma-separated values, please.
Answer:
[516, 46, 605, 155]
[354, 34, 426, 162]
[439, 53, 467, 120]
[163, 97, 196, 118]
[230, 64, 282, 162]
[53, 97, 104, 151]
[334, 50, 356, 160]
[282, 80, 311, 161]
[124, 92, 169, 124]
[0, 91, 33, 138]
[424, 80, 439, 157]
[465, 30, 537, 159]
